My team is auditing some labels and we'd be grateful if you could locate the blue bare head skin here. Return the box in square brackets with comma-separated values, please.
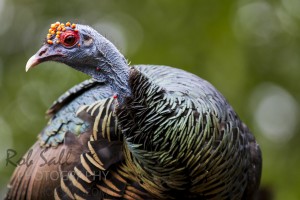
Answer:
[26, 22, 131, 100]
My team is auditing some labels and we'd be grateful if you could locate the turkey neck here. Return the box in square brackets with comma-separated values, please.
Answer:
[96, 39, 131, 103]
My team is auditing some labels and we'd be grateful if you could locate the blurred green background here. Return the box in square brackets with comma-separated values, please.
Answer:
[0, 0, 299, 199]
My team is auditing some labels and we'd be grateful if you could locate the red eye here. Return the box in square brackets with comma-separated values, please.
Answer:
[60, 30, 79, 47]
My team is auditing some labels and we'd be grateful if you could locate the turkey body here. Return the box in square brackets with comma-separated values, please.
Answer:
[6, 65, 261, 200]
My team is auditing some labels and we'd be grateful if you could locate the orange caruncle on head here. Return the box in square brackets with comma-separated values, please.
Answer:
[46, 21, 77, 45]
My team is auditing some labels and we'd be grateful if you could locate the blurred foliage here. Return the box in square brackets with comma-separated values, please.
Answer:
[0, 0, 300, 199]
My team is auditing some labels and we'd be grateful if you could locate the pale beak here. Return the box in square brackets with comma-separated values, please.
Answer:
[25, 54, 40, 72]
[25, 45, 64, 72]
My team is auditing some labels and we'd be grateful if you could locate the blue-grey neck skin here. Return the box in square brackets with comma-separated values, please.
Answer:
[95, 34, 131, 103]
[60, 24, 131, 103]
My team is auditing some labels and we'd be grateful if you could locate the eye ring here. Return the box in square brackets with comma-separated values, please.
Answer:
[64, 35, 76, 46]
[60, 30, 79, 47]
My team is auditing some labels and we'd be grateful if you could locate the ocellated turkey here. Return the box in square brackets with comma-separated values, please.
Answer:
[5, 21, 262, 200]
